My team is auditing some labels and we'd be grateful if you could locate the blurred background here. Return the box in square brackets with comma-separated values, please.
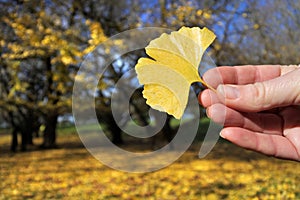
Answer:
[0, 0, 300, 199]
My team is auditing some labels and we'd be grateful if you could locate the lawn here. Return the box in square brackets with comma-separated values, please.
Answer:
[0, 129, 299, 200]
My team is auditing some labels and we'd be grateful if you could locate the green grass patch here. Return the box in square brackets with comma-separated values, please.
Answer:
[57, 124, 77, 136]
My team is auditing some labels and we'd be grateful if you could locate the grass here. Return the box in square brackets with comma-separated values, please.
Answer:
[0, 128, 299, 200]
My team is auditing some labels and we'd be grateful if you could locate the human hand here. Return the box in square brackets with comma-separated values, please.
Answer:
[198, 65, 300, 161]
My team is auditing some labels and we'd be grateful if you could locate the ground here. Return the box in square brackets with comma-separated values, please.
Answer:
[0, 128, 299, 200]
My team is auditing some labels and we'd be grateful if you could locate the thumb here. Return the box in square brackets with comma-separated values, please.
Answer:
[216, 68, 300, 112]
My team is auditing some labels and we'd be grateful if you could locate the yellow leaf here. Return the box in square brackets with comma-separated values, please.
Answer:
[196, 10, 203, 16]
[135, 26, 216, 119]
[203, 12, 212, 19]
[253, 24, 260, 30]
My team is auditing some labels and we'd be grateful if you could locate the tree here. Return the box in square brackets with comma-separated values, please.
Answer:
[0, 0, 107, 150]
[2, 0, 300, 151]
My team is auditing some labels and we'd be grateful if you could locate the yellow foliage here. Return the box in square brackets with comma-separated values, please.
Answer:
[253, 24, 260, 30]
[57, 82, 66, 93]
[203, 12, 212, 19]
[60, 56, 73, 65]
[214, 43, 221, 51]
[2, 11, 107, 69]
[87, 21, 107, 46]
[52, 74, 60, 82]
[0, 133, 299, 200]
[0, 40, 5, 47]
[196, 10, 203, 16]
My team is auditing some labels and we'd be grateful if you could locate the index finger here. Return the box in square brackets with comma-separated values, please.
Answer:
[203, 65, 298, 88]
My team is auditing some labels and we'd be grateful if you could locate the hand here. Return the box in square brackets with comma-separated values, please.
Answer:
[199, 65, 300, 161]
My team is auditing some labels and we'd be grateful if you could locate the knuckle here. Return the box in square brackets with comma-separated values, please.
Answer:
[247, 82, 269, 111]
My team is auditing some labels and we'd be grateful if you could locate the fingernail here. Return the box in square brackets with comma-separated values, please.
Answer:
[220, 130, 230, 140]
[217, 85, 240, 99]
[219, 131, 226, 139]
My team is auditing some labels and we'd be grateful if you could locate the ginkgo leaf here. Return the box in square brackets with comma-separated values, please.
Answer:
[135, 26, 216, 119]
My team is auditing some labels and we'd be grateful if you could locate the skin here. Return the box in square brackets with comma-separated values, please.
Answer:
[198, 65, 300, 161]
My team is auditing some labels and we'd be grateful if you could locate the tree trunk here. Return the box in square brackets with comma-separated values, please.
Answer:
[151, 116, 176, 150]
[41, 113, 58, 148]
[11, 127, 18, 152]
[107, 116, 123, 145]
[26, 118, 34, 145]
[20, 114, 35, 151]
[97, 108, 124, 145]
[111, 124, 123, 145]
[21, 129, 28, 151]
